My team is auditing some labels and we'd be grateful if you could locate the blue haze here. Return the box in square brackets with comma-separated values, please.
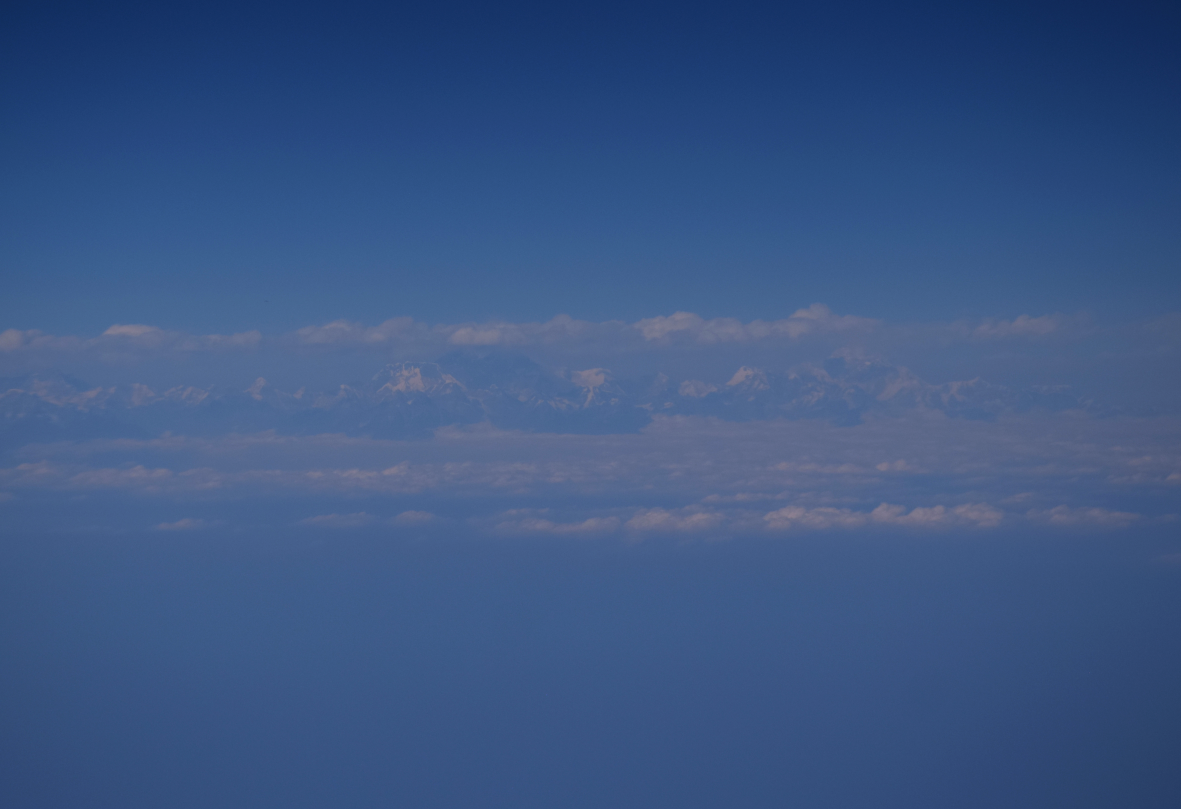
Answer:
[2, 2, 1181, 806]
[3, 530, 1181, 808]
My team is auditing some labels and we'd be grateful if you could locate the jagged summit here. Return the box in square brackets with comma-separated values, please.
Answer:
[0, 351, 1093, 446]
[371, 363, 467, 398]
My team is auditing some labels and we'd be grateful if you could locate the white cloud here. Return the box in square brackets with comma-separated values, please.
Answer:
[299, 512, 377, 528]
[973, 315, 1062, 339]
[0, 324, 261, 355]
[288, 306, 879, 352]
[633, 304, 877, 344]
[5, 305, 1147, 369]
[393, 510, 436, 524]
[494, 514, 621, 535]
[103, 324, 163, 339]
[624, 507, 725, 533]
[295, 318, 421, 345]
[155, 517, 206, 531]
[199, 331, 262, 349]
[0, 329, 26, 351]
[70, 465, 176, 489]
[764, 502, 1003, 531]
[0, 328, 81, 352]
[875, 460, 915, 472]
[1026, 505, 1141, 527]
[449, 326, 514, 345]
[4, 411, 1179, 534]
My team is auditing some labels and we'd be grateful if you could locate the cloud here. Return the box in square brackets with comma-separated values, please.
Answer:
[298, 512, 377, 528]
[4, 400, 1179, 535]
[155, 517, 206, 531]
[0, 328, 82, 352]
[0, 329, 28, 351]
[0, 324, 260, 355]
[4, 306, 1178, 537]
[3, 305, 885, 359]
[6, 411, 1178, 510]
[393, 510, 436, 524]
[624, 507, 725, 533]
[493, 512, 621, 536]
[972, 315, 1063, 339]
[296, 318, 422, 345]
[634, 304, 877, 344]
[1026, 505, 1141, 528]
[101, 324, 261, 351]
[104, 324, 164, 339]
[764, 502, 1003, 531]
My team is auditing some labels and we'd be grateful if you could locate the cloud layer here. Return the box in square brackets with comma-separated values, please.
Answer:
[3, 410, 1177, 536]
[0, 305, 1108, 359]
[2, 305, 1178, 536]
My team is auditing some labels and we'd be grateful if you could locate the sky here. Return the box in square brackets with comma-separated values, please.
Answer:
[2, 2, 1181, 806]
[2, 1, 1180, 332]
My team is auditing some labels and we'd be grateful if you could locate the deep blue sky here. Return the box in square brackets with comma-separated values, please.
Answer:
[3, 0, 1179, 333]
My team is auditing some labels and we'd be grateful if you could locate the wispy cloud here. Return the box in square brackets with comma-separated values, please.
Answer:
[155, 517, 207, 531]
[5, 412, 1178, 534]
[298, 512, 377, 528]
[1026, 506, 1141, 528]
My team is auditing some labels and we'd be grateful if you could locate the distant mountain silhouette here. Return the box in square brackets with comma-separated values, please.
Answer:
[0, 352, 1093, 446]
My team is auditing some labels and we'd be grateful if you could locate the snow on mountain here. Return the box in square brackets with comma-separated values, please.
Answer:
[0, 352, 1092, 446]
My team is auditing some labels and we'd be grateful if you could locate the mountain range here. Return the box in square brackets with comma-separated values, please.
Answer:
[0, 351, 1091, 447]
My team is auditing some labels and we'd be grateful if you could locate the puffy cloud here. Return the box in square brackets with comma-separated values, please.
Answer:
[294, 315, 610, 349]
[0, 329, 26, 351]
[493, 512, 621, 536]
[104, 324, 164, 339]
[764, 502, 1003, 531]
[102, 324, 261, 352]
[634, 304, 877, 344]
[5, 306, 1158, 373]
[624, 507, 725, 533]
[287, 306, 882, 352]
[295, 318, 421, 345]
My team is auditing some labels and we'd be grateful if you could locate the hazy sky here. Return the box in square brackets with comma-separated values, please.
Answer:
[3, 3, 1180, 807]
